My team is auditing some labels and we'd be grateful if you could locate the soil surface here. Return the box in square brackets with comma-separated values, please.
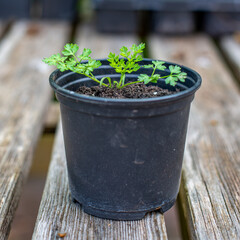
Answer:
[76, 83, 179, 99]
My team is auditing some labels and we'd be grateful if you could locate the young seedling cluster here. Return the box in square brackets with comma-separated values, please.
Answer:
[43, 43, 187, 88]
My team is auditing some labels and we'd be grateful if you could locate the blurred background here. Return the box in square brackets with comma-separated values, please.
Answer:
[0, 0, 239, 240]
[0, 0, 240, 36]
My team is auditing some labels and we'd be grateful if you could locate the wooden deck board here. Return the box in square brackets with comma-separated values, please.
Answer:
[149, 35, 240, 239]
[33, 25, 168, 240]
[44, 103, 60, 130]
[0, 21, 69, 240]
[220, 35, 240, 83]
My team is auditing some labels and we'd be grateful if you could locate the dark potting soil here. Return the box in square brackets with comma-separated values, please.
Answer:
[76, 83, 179, 99]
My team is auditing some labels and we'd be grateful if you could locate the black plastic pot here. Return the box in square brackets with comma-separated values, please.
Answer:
[50, 59, 201, 220]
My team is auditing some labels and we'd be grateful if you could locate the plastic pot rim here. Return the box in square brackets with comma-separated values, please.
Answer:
[49, 58, 202, 104]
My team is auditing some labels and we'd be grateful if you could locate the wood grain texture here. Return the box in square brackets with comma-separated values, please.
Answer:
[0, 22, 27, 65]
[32, 125, 168, 240]
[220, 36, 240, 82]
[33, 25, 168, 240]
[149, 35, 240, 239]
[0, 21, 69, 240]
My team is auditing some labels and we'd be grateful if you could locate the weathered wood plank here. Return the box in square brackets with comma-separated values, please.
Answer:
[149, 35, 240, 239]
[32, 125, 168, 240]
[220, 35, 240, 83]
[33, 25, 168, 240]
[0, 23, 27, 64]
[44, 103, 60, 130]
[0, 21, 69, 240]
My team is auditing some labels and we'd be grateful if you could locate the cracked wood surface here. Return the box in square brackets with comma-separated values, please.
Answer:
[32, 25, 168, 240]
[0, 21, 69, 240]
[149, 34, 240, 239]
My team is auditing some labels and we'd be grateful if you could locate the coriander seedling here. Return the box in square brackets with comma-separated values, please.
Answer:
[43, 43, 108, 87]
[43, 43, 187, 89]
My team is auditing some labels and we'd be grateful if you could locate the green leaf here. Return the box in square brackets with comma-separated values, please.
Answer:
[62, 43, 79, 56]
[151, 74, 160, 83]
[177, 72, 187, 82]
[65, 59, 77, 70]
[108, 52, 115, 62]
[43, 54, 65, 66]
[78, 48, 92, 61]
[137, 42, 145, 51]
[120, 46, 128, 53]
[138, 74, 151, 84]
[133, 64, 140, 71]
[88, 59, 102, 69]
[165, 76, 178, 86]
[135, 55, 143, 62]
[144, 64, 153, 68]
[57, 62, 68, 72]
[120, 46, 130, 58]
[130, 44, 137, 51]
[152, 61, 166, 71]
[169, 65, 181, 74]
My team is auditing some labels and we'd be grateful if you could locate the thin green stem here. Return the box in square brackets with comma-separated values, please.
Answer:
[89, 72, 95, 78]
[159, 74, 179, 79]
[121, 74, 126, 87]
[159, 74, 171, 79]
[118, 72, 126, 88]
[86, 74, 108, 87]
[108, 78, 112, 88]
[120, 73, 178, 88]
[72, 53, 80, 63]
[151, 65, 157, 77]
[120, 80, 144, 88]
[100, 77, 112, 88]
